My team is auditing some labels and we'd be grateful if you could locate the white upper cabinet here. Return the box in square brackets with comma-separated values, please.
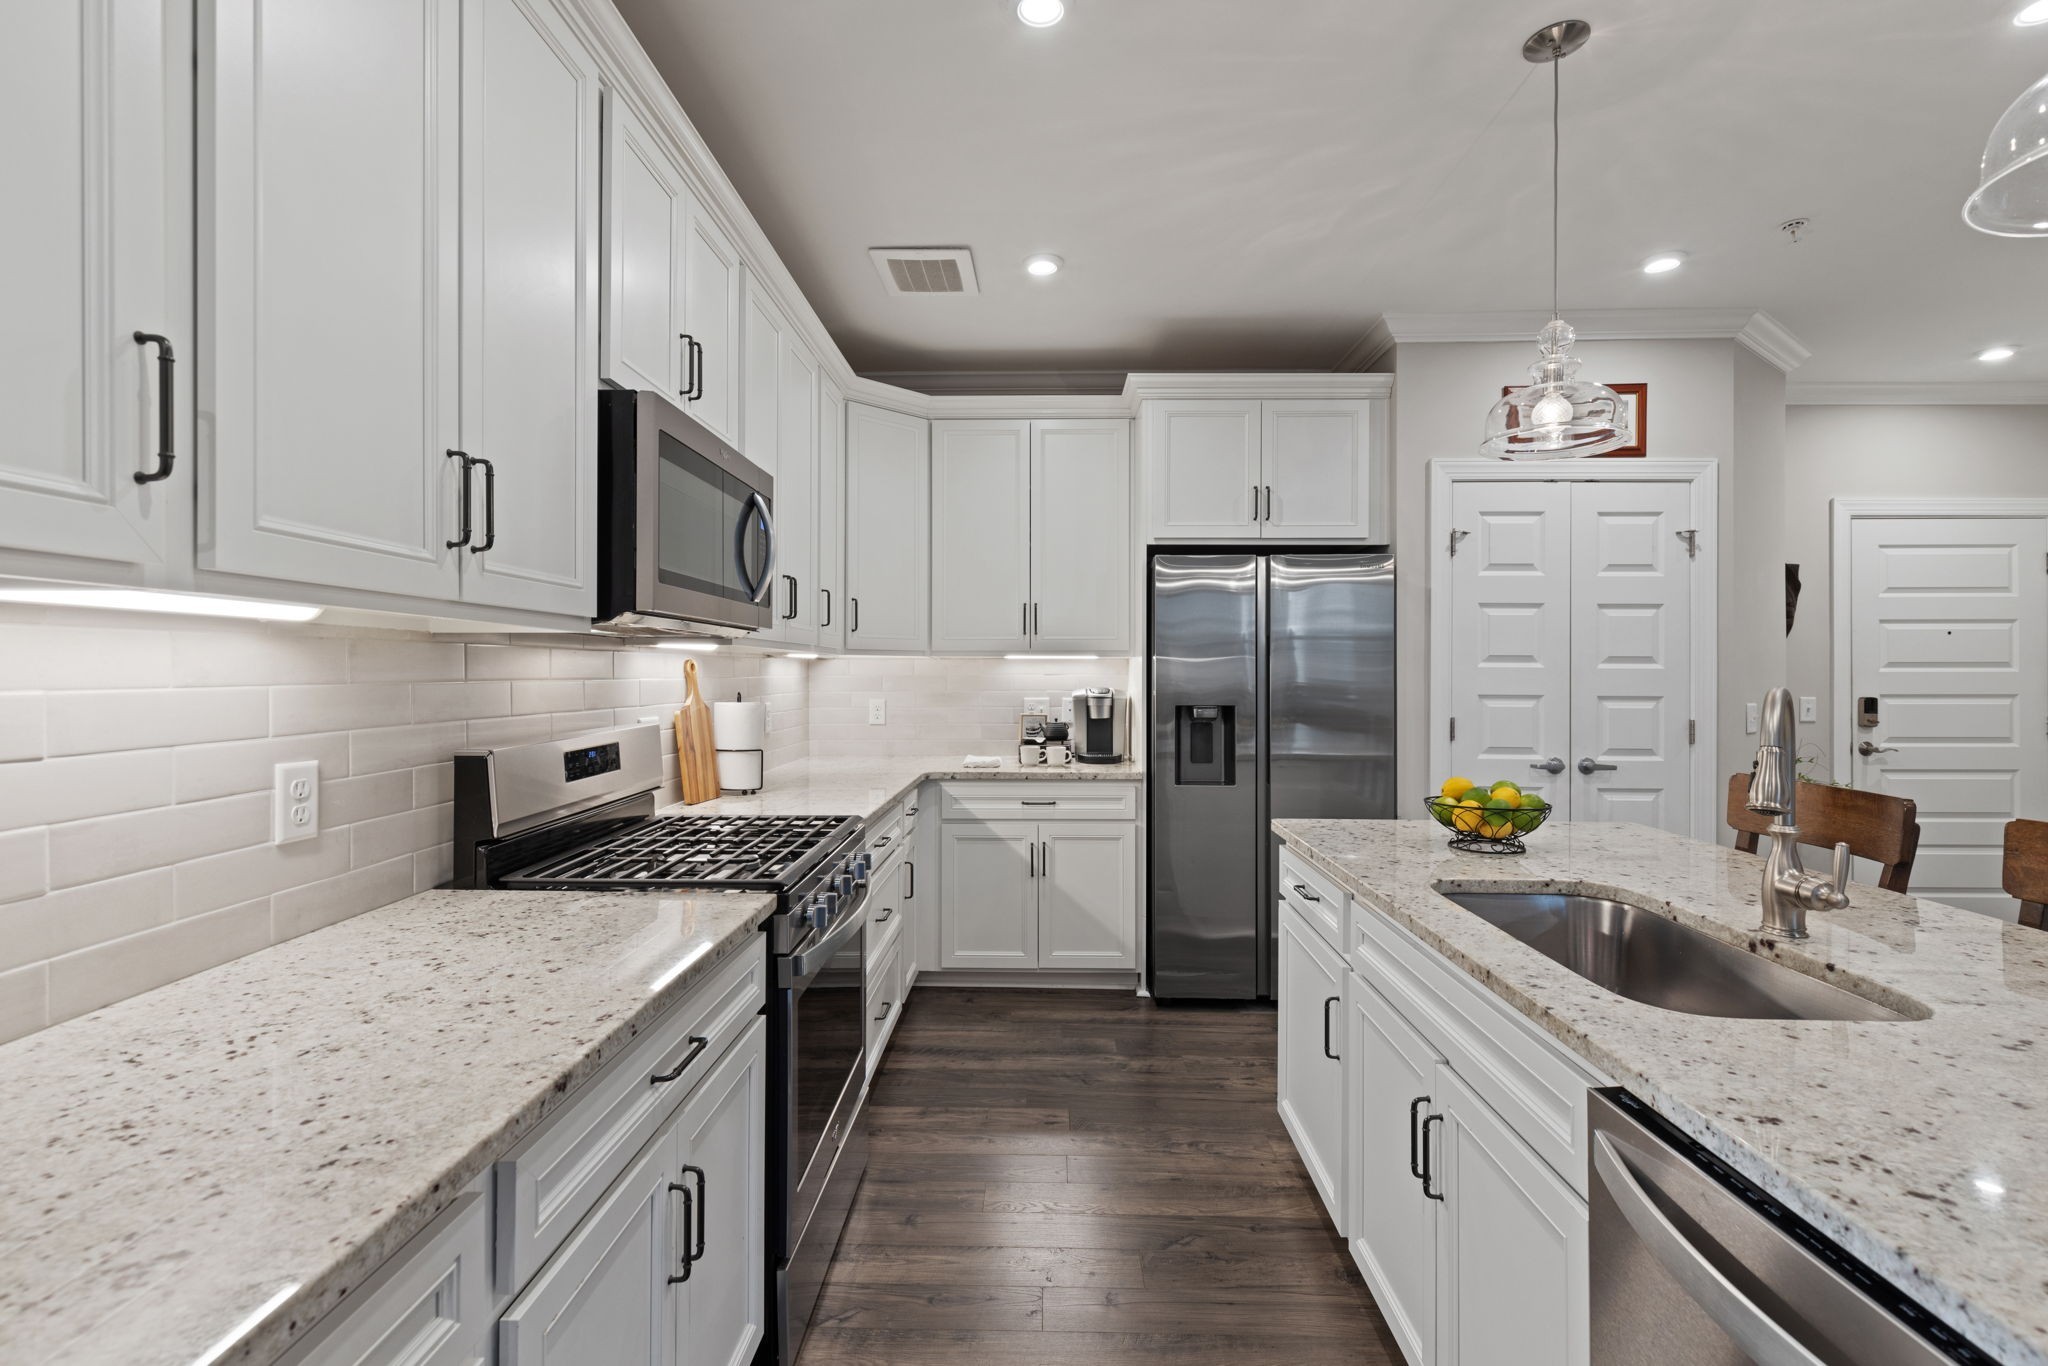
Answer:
[739, 276, 781, 476]
[815, 376, 846, 653]
[679, 196, 742, 446]
[0, 1, 187, 576]
[600, 92, 688, 400]
[202, 0, 599, 621]
[765, 327, 819, 645]
[844, 403, 930, 654]
[930, 421, 1031, 654]
[1030, 419, 1131, 654]
[457, 0, 601, 620]
[201, 0, 465, 604]
[1142, 389, 1385, 543]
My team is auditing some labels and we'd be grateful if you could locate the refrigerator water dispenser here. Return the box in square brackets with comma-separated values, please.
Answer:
[1175, 706, 1235, 785]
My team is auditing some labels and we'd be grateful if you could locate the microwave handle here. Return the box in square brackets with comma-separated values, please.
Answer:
[734, 490, 775, 604]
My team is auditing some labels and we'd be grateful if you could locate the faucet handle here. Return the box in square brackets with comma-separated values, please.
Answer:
[1828, 841, 1852, 904]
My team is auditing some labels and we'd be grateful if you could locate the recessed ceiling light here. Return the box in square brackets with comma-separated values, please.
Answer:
[1016, 0, 1065, 26]
[0, 586, 322, 621]
[2015, 0, 2048, 26]
[1640, 253, 1685, 275]
[1024, 253, 1062, 277]
[1978, 345, 2019, 362]
[652, 640, 721, 652]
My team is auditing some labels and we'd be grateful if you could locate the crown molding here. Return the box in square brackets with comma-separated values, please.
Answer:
[861, 370, 1129, 396]
[1121, 371, 1393, 402]
[1786, 381, 2048, 406]
[1334, 318, 1395, 373]
[1376, 308, 1810, 372]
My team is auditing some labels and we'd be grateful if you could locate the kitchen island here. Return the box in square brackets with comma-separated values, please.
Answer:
[1275, 817, 2048, 1365]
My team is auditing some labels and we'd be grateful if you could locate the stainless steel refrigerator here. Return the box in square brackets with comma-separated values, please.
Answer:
[1148, 552, 1395, 999]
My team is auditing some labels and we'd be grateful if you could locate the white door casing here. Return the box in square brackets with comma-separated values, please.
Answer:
[1838, 504, 2048, 920]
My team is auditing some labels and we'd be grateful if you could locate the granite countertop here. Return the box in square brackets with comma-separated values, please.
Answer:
[0, 885, 776, 1366]
[664, 755, 1145, 824]
[1274, 818, 2048, 1366]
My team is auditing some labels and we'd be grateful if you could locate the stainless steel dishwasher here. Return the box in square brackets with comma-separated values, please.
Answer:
[1589, 1089, 1993, 1365]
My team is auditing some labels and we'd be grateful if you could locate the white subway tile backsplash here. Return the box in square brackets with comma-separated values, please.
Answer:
[46, 897, 272, 1026]
[349, 721, 469, 775]
[171, 630, 349, 686]
[172, 829, 351, 918]
[0, 963, 48, 1045]
[272, 682, 413, 736]
[0, 692, 46, 761]
[549, 647, 613, 679]
[550, 710, 615, 738]
[414, 842, 454, 892]
[583, 678, 638, 709]
[411, 680, 511, 722]
[0, 828, 49, 903]
[350, 804, 449, 868]
[346, 639, 465, 682]
[511, 678, 585, 714]
[0, 870, 175, 973]
[323, 770, 414, 827]
[45, 687, 268, 756]
[412, 762, 454, 808]
[273, 857, 415, 942]
[47, 792, 270, 890]
[463, 643, 552, 679]
[0, 623, 173, 690]
[0, 748, 175, 832]
[173, 733, 352, 804]
[466, 715, 554, 748]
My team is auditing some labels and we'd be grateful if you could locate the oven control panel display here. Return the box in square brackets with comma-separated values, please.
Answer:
[563, 741, 622, 783]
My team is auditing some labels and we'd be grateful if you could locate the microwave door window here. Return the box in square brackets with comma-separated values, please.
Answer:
[658, 433, 741, 602]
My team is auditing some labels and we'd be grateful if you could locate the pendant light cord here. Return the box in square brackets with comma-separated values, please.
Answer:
[1551, 47, 1561, 323]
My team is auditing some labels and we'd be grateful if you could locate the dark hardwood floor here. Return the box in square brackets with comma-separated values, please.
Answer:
[796, 988, 1401, 1365]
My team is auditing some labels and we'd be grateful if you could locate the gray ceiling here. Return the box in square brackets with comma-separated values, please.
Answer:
[616, 0, 2048, 386]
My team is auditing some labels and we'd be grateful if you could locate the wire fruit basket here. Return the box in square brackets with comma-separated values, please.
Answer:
[1425, 794, 1551, 855]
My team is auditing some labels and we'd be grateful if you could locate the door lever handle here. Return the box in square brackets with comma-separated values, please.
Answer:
[1857, 740, 1898, 757]
[1530, 757, 1566, 774]
[1577, 757, 1618, 775]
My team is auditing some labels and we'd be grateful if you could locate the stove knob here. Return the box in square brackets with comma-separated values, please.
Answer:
[850, 855, 871, 886]
[812, 890, 839, 927]
[836, 871, 857, 898]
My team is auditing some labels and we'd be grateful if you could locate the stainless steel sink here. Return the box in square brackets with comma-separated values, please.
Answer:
[1437, 891, 1909, 1022]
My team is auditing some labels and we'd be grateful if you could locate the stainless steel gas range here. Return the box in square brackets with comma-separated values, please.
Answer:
[452, 723, 871, 1366]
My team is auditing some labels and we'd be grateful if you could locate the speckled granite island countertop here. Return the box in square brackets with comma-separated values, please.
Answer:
[1274, 818, 2048, 1365]
[0, 885, 776, 1366]
[661, 754, 1144, 823]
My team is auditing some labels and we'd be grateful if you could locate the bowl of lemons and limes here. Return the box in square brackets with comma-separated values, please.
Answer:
[1425, 776, 1551, 852]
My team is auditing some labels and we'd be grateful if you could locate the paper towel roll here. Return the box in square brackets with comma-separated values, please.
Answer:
[717, 749, 764, 793]
[713, 701, 768, 792]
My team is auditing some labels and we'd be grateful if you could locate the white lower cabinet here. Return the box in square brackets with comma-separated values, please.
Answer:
[939, 824, 1039, 969]
[1276, 902, 1347, 1234]
[1347, 976, 1442, 1366]
[938, 819, 1136, 971]
[672, 1017, 768, 1366]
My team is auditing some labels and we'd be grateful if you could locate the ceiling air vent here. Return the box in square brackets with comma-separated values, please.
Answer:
[869, 247, 979, 296]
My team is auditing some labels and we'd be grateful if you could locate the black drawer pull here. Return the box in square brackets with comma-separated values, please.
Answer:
[649, 1034, 709, 1085]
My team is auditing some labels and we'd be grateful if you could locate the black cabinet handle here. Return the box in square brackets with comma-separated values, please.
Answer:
[690, 337, 704, 400]
[875, 906, 894, 924]
[1033, 602, 1040, 634]
[1290, 882, 1322, 903]
[1421, 1114, 1444, 1201]
[1321, 995, 1340, 1060]
[469, 456, 496, 553]
[1264, 485, 1273, 521]
[649, 1034, 709, 1085]
[875, 1001, 893, 1022]
[850, 597, 860, 633]
[1408, 1096, 1429, 1180]
[782, 575, 799, 621]
[1023, 602, 1029, 636]
[132, 331, 176, 483]
[904, 860, 914, 899]
[666, 1179, 696, 1283]
[445, 451, 473, 549]
[821, 587, 832, 627]
[679, 333, 699, 400]
[683, 1163, 706, 1260]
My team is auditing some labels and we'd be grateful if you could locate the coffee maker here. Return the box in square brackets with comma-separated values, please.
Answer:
[1069, 688, 1127, 764]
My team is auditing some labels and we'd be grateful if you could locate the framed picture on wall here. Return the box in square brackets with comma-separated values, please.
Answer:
[1498, 381, 1648, 456]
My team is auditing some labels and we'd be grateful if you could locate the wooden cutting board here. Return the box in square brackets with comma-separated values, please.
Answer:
[675, 658, 719, 804]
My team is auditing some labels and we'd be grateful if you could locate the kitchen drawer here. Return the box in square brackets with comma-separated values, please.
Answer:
[867, 845, 910, 964]
[1350, 898, 1607, 1198]
[1278, 847, 1345, 952]
[494, 935, 765, 1288]
[277, 1185, 493, 1366]
[866, 932, 905, 1077]
[939, 782, 1137, 823]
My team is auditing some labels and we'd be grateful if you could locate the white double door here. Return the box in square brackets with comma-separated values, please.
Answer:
[1847, 514, 2048, 919]
[1446, 479, 1695, 832]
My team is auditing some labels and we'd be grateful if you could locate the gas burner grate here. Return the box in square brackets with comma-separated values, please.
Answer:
[500, 814, 857, 890]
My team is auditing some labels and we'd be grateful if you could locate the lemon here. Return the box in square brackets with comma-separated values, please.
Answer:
[1451, 798, 1485, 833]
[1490, 780, 1522, 796]
[1487, 788, 1522, 809]
[1441, 776, 1476, 801]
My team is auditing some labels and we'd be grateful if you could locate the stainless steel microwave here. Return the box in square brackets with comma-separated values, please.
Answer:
[596, 388, 774, 636]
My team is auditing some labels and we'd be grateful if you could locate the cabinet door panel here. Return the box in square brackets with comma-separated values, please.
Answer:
[680, 204, 741, 445]
[1276, 903, 1345, 1231]
[674, 1019, 767, 1366]
[1, 0, 181, 571]
[459, 0, 599, 618]
[939, 825, 1036, 969]
[600, 93, 684, 398]
[1262, 399, 1375, 539]
[766, 330, 817, 644]
[738, 280, 780, 475]
[815, 377, 846, 652]
[1144, 400, 1259, 540]
[844, 404, 930, 653]
[931, 421, 1030, 653]
[1435, 1065, 1588, 1366]
[1347, 975, 1441, 1366]
[203, 0, 462, 600]
[1030, 420, 1131, 653]
[1037, 823, 1135, 969]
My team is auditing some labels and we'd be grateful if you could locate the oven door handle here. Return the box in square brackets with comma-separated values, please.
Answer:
[782, 899, 867, 988]
[1592, 1133, 1827, 1366]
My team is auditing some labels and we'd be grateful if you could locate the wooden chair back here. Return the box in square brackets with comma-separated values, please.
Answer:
[1724, 773, 1921, 893]
[2000, 819, 2048, 929]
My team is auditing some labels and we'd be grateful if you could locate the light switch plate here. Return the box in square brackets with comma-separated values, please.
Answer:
[273, 760, 320, 844]
[1798, 696, 1817, 723]
[868, 698, 886, 725]
[1745, 702, 1761, 735]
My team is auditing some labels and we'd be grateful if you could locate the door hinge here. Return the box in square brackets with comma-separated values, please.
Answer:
[1678, 529, 1699, 559]
[1449, 716, 1457, 742]
[1448, 528, 1469, 558]
[1688, 719, 1696, 745]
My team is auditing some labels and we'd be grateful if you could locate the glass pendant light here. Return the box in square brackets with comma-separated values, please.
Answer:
[1482, 21, 1627, 459]
[1963, 70, 2048, 237]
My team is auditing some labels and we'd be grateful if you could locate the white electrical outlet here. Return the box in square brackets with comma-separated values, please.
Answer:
[868, 698, 886, 725]
[1745, 702, 1761, 735]
[273, 760, 320, 845]
[1024, 695, 1049, 716]
[1799, 696, 1817, 723]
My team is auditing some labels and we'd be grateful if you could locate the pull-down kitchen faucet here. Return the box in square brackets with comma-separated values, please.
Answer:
[1745, 687, 1850, 939]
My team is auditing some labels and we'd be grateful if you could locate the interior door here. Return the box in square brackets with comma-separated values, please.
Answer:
[1568, 481, 1693, 832]
[931, 420, 1030, 653]
[459, 0, 600, 619]
[1031, 420, 1133, 653]
[1446, 482, 1575, 816]
[2, 0, 182, 572]
[1849, 515, 2048, 918]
